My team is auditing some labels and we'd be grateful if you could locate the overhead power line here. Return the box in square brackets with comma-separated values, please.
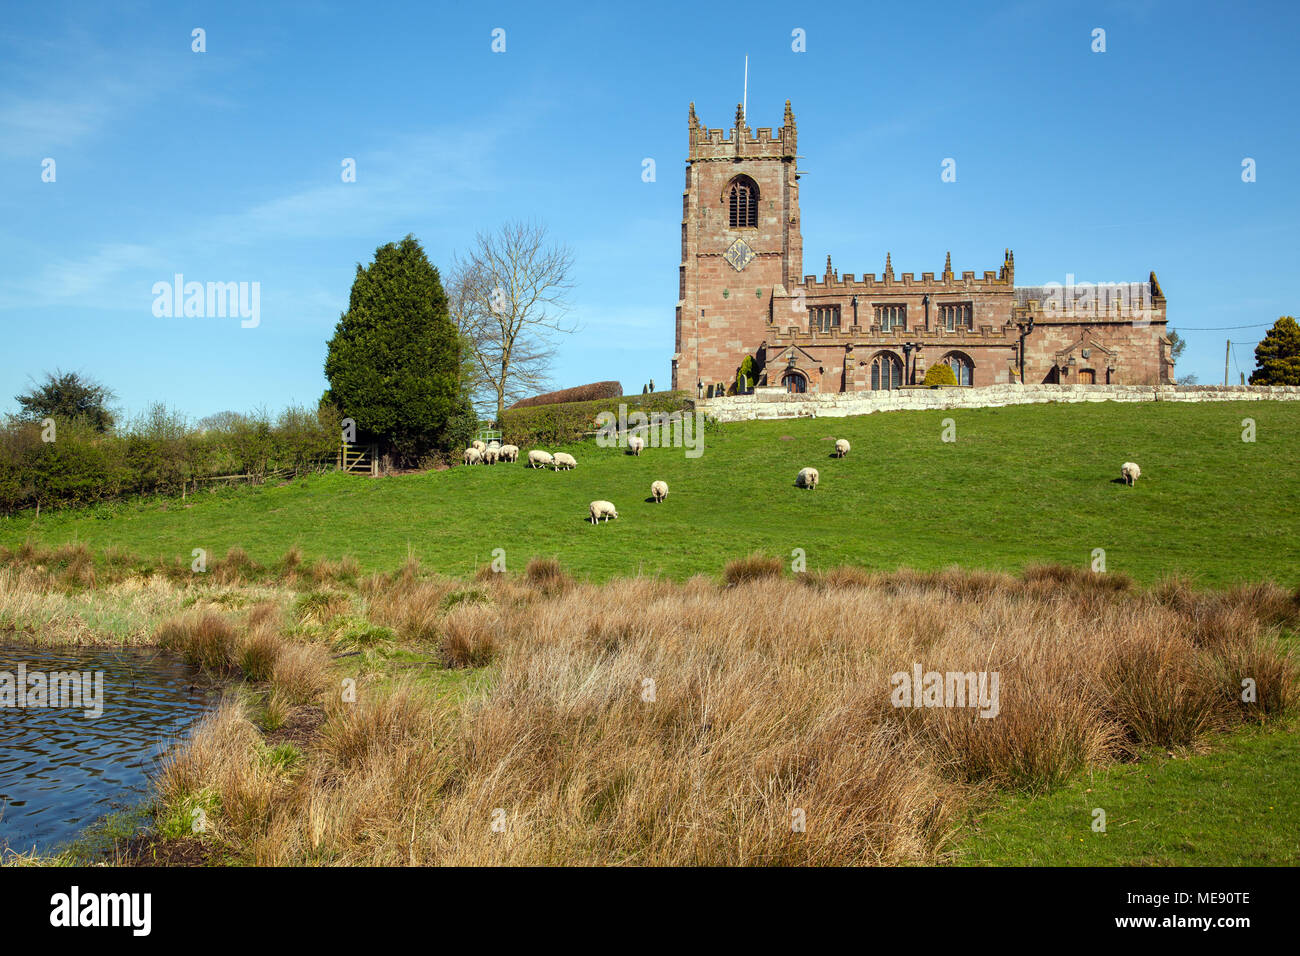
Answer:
[1171, 323, 1272, 331]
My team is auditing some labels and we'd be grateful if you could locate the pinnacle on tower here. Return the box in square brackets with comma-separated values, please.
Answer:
[1149, 270, 1163, 299]
[735, 102, 746, 129]
[689, 101, 699, 129]
[784, 99, 795, 126]
[884, 252, 894, 279]
[826, 254, 833, 277]
[944, 251, 952, 276]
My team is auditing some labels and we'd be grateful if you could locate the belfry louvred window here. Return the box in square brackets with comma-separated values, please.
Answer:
[728, 177, 759, 228]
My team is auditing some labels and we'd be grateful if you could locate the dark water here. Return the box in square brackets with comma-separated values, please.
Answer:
[0, 644, 217, 855]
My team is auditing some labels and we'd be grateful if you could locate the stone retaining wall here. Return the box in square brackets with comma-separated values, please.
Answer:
[696, 384, 1300, 422]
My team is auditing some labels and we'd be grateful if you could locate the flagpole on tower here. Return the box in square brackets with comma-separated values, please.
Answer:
[743, 55, 748, 122]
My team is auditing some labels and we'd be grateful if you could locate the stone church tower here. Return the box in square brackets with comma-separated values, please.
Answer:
[671, 101, 803, 393]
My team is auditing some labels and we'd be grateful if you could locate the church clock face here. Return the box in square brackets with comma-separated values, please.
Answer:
[724, 238, 755, 272]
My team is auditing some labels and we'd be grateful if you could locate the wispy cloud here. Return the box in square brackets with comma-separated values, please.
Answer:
[0, 122, 516, 312]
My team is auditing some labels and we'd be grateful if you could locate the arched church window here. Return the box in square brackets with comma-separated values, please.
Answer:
[727, 176, 759, 228]
[943, 352, 974, 386]
[870, 353, 903, 391]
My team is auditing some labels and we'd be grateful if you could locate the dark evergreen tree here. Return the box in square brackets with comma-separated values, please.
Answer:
[324, 236, 466, 463]
[1249, 316, 1300, 386]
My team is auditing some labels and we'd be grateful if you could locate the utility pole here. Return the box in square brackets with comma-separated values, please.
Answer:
[742, 55, 748, 123]
[1224, 339, 1230, 386]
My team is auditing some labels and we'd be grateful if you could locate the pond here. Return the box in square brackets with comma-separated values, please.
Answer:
[0, 644, 218, 856]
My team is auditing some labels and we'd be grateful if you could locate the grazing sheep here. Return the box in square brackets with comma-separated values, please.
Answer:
[1121, 461, 1141, 486]
[589, 499, 618, 524]
[499, 444, 519, 463]
[627, 435, 645, 456]
[528, 450, 554, 469]
[835, 439, 851, 458]
[651, 480, 669, 503]
[796, 467, 819, 490]
[481, 447, 499, 465]
[463, 448, 482, 466]
[471, 440, 486, 454]
[553, 452, 577, 471]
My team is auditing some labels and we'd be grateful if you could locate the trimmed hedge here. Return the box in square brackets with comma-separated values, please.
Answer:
[508, 381, 623, 410]
[500, 391, 694, 447]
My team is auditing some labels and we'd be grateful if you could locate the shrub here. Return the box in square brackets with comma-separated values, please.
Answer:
[736, 355, 756, 394]
[922, 362, 958, 387]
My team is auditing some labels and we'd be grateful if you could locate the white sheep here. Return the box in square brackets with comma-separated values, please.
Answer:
[589, 499, 618, 524]
[796, 467, 819, 490]
[528, 450, 554, 469]
[481, 447, 499, 465]
[651, 480, 669, 503]
[463, 447, 482, 466]
[499, 444, 519, 463]
[627, 435, 645, 456]
[835, 439, 851, 458]
[1121, 462, 1141, 486]
[471, 440, 486, 454]
[553, 452, 577, 471]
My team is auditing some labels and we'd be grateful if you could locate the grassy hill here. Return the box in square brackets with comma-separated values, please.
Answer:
[3, 400, 1297, 586]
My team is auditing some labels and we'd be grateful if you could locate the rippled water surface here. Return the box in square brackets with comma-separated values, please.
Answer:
[0, 644, 217, 854]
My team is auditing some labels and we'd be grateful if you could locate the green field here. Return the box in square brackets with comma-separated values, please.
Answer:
[3, 401, 1298, 586]
[958, 722, 1300, 866]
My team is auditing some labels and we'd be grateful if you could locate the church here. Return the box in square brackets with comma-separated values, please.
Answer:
[670, 100, 1175, 396]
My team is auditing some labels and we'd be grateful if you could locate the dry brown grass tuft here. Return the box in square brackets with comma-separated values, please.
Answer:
[211, 547, 258, 586]
[294, 589, 351, 626]
[365, 574, 462, 642]
[237, 624, 283, 682]
[271, 643, 332, 705]
[438, 602, 501, 668]
[319, 681, 443, 769]
[156, 610, 240, 672]
[524, 557, 570, 596]
[722, 552, 784, 586]
[1103, 635, 1225, 750]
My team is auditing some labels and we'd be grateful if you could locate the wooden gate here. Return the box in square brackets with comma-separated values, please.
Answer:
[338, 442, 379, 477]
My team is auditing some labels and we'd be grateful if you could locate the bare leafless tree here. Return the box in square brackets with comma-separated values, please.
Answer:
[448, 221, 577, 422]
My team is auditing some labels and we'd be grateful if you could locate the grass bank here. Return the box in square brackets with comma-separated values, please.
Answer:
[2, 401, 1297, 587]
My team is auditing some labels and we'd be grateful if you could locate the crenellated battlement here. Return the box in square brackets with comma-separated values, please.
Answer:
[688, 100, 798, 159]
[794, 267, 1013, 291]
[696, 126, 785, 145]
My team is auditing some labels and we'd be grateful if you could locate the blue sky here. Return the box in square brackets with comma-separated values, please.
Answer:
[2, 0, 1296, 420]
